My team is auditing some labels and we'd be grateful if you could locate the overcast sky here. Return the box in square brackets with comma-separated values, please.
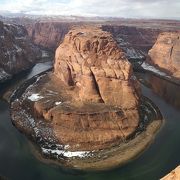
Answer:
[0, 0, 180, 19]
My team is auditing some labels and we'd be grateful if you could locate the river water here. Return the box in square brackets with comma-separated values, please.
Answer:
[0, 63, 180, 180]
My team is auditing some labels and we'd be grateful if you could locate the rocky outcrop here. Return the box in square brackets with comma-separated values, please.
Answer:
[28, 26, 140, 151]
[148, 32, 180, 78]
[54, 26, 140, 108]
[0, 21, 41, 83]
[25, 22, 72, 50]
[161, 166, 180, 180]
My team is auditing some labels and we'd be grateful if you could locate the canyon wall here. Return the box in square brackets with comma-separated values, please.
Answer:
[102, 25, 161, 62]
[148, 32, 180, 78]
[25, 22, 72, 50]
[25, 22, 162, 59]
[0, 21, 41, 83]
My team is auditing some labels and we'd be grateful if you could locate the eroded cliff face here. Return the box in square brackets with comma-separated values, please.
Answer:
[148, 32, 180, 78]
[25, 22, 72, 50]
[25, 22, 161, 59]
[28, 26, 141, 151]
[54, 26, 140, 108]
[0, 21, 41, 83]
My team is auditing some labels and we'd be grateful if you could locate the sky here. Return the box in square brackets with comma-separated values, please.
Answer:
[0, 0, 180, 19]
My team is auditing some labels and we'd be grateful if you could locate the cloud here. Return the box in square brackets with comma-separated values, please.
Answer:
[0, 0, 179, 19]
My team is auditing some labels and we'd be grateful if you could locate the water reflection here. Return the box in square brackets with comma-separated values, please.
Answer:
[136, 72, 180, 109]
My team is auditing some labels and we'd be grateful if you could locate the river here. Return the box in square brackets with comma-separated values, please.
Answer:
[0, 63, 180, 180]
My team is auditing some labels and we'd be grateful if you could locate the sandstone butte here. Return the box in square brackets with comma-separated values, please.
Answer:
[161, 166, 180, 180]
[148, 32, 180, 78]
[31, 26, 141, 151]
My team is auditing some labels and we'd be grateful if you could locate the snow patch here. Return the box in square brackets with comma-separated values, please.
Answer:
[64, 145, 70, 150]
[41, 50, 49, 58]
[141, 62, 171, 77]
[55, 102, 62, 105]
[42, 147, 90, 158]
[28, 93, 44, 101]
[126, 48, 144, 59]
[14, 44, 23, 53]
[0, 68, 11, 81]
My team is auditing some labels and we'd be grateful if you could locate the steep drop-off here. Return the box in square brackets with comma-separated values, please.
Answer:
[25, 22, 72, 50]
[102, 25, 161, 62]
[148, 32, 180, 78]
[0, 21, 41, 83]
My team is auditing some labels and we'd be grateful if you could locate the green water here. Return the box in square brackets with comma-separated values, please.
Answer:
[0, 64, 180, 180]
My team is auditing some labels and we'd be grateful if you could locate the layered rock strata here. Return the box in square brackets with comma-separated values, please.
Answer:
[0, 21, 41, 83]
[25, 22, 72, 50]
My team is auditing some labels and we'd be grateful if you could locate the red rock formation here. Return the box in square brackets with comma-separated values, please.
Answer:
[148, 32, 180, 78]
[161, 166, 180, 180]
[0, 21, 41, 82]
[54, 26, 139, 108]
[31, 26, 140, 151]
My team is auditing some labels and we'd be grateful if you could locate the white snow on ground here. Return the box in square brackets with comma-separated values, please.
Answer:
[64, 145, 70, 149]
[55, 102, 62, 105]
[14, 44, 23, 53]
[0, 68, 11, 81]
[126, 48, 144, 59]
[28, 93, 44, 101]
[41, 50, 49, 58]
[42, 147, 90, 158]
[15, 37, 26, 40]
[141, 62, 171, 78]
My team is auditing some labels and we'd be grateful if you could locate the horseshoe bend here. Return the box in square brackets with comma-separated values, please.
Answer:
[10, 26, 162, 170]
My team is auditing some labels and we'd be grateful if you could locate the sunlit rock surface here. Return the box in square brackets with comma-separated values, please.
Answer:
[148, 32, 180, 78]
[161, 166, 180, 180]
